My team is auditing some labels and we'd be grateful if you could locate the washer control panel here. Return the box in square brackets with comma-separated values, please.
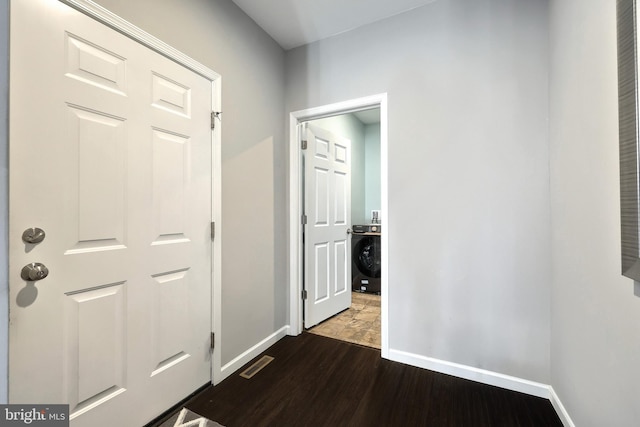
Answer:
[352, 224, 382, 234]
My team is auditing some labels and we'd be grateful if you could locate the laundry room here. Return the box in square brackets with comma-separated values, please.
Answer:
[303, 107, 382, 348]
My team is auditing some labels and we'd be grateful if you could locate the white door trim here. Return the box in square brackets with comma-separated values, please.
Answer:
[0, 0, 8, 405]
[288, 93, 389, 358]
[60, 0, 219, 82]
[18, 0, 222, 387]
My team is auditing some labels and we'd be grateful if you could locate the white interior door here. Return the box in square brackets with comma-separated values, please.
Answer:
[304, 124, 351, 328]
[9, 1, 212, 425]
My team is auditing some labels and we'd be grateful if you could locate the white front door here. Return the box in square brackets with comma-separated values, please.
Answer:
[304, 124, 352, 328]
[9, 1, 212, 425]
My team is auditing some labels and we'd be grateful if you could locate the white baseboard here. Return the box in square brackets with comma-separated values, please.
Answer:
[388, 348, 550, 398]
[549, 387, 576, 427]
[388, 348, 577, 426]
[218, 334, 576, 426]
[220, 326, 289, 382]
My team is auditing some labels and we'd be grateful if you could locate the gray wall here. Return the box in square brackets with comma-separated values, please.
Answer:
[286, 0, 551, 383]
[549, 0, 640, 425]
[92, 0, 287, 365]
[309, 114, 367, 224]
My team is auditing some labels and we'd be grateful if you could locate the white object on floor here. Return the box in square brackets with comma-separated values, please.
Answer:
[172, 408, 225, 427]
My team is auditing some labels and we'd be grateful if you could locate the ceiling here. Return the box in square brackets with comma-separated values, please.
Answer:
[231, 0, 437, 50]
[353, 108, 380, 125]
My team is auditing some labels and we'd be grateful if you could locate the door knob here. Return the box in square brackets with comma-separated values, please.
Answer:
[22, 228, 46, 244]
[21, 263, 49, 281]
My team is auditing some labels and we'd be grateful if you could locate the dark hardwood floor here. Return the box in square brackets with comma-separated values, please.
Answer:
[183, 333, 562, 427]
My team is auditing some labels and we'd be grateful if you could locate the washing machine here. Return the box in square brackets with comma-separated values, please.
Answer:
[351, 224, 381, 294]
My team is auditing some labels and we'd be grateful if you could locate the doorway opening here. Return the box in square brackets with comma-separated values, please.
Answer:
[288, 94, 389, 358]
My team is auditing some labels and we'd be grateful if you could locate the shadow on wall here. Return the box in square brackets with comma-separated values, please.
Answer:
[222, 136, 283, 363]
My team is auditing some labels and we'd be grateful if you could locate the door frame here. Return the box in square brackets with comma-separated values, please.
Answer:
[2, 0, 224, 398]
[288, 93, 389, 358]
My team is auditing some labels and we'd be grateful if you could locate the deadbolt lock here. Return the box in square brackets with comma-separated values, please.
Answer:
[22, 228, 46, 244]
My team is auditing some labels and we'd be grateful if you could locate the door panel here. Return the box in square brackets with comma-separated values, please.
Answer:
[151, 129, 190, 243]
[304, 124, 352, 327]
[9, 1, 212, 425]
[68, 106, 127, 251]
[65, 284, 127, 415]
[335, 240, 348, 294]
[150, 269, 191, 376]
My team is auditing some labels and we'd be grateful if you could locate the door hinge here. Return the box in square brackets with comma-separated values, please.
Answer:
[211, 221, 215, 240]
[301, 139, 307, 150]
[301, 214, 307, 225]
[210, 332, 215, 350]
[211, 111, 221, 130]
[302, 289, 308, 300]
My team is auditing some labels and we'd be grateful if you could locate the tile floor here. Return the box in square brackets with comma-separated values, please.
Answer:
[307, 292, 381, 349]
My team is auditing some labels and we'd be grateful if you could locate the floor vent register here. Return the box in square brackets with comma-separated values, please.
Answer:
[239, 355, 274, 379]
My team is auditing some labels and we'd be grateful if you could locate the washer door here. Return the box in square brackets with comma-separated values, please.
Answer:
[353, 236, 381, 278]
